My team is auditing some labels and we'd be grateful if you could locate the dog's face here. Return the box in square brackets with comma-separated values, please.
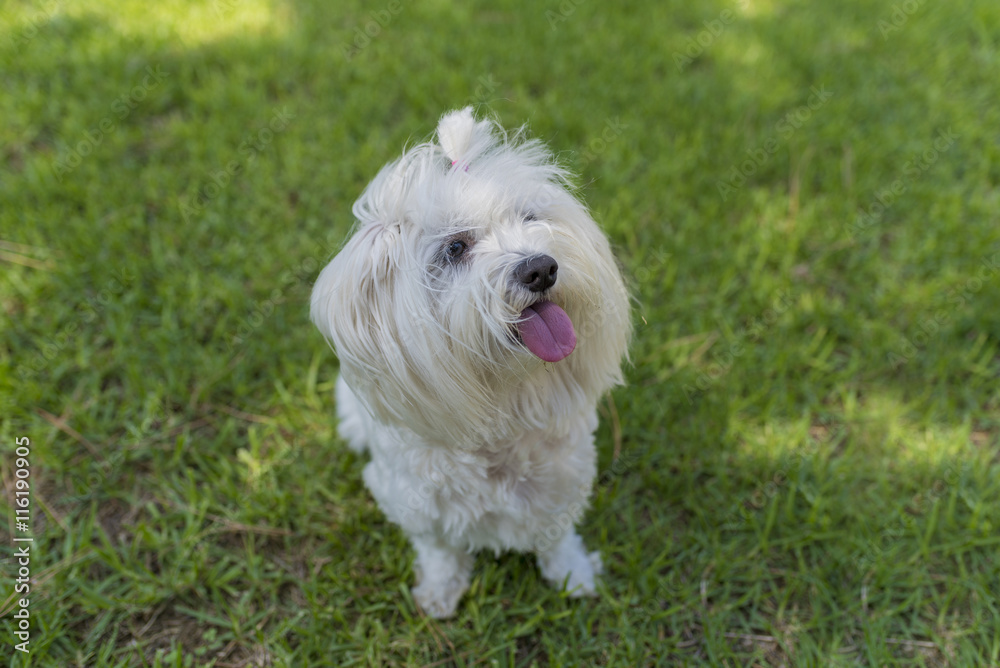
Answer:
[311, 108, 630, 445]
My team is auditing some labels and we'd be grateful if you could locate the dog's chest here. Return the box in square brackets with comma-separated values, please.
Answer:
[441, 430, 593, 514]
[365, 417, 599, 546]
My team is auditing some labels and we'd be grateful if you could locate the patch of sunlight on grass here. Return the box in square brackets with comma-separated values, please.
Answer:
[735, 0, 776, 19]
[730, 388, 977, 469]
[729, 415, 827, 460]
[63, 0, 290, 48]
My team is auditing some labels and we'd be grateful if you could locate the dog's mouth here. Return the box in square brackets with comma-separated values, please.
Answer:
[516, 301, 576, 362]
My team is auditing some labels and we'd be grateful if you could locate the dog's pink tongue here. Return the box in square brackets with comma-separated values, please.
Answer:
[518, 301, 576, 362]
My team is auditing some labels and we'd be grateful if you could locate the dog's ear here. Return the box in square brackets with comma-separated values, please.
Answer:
[437, 107, 494, 165]
[310, 221, 401, 354]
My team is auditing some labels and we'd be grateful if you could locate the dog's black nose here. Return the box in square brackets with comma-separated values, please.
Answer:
[515, 254, 558, 293]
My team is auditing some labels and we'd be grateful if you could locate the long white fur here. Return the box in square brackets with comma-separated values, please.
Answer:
[311, 107, 631, 618]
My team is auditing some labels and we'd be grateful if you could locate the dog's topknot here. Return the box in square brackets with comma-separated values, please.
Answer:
[436, 106, 495, 164]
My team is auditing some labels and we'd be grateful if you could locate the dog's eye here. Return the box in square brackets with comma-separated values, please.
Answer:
[445, 239, 467, 259]
[523, 212, 537, 222]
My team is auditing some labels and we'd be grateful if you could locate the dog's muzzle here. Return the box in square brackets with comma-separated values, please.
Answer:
[509, 254, 576, 362]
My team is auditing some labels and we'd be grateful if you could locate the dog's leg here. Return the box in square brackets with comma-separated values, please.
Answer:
[409, 534, 473, 619]
[535, 530, 602, 597]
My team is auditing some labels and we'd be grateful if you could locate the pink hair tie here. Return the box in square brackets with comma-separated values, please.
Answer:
[450, 160, 470, 172]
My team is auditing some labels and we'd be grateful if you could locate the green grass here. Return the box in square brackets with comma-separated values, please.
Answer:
[2, 0, 999, 665]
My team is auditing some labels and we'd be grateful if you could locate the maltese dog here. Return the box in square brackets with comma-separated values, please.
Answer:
[310, 107, 630, 618]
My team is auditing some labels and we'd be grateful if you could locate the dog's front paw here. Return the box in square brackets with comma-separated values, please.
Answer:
[565, 550, 603, 598]
[409, 536, 473, 619]
[412, 575, 468, 619]
[536, 533, 602, 597]
[564, 549, 601, 597]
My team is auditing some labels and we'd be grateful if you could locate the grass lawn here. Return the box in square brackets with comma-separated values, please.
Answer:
[2, 0, 1000, 665]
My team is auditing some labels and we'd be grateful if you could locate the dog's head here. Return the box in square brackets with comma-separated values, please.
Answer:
[311, 107, 630, 445]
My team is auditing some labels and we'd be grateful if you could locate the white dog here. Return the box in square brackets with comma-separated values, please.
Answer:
[310, 107, 630, 618]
